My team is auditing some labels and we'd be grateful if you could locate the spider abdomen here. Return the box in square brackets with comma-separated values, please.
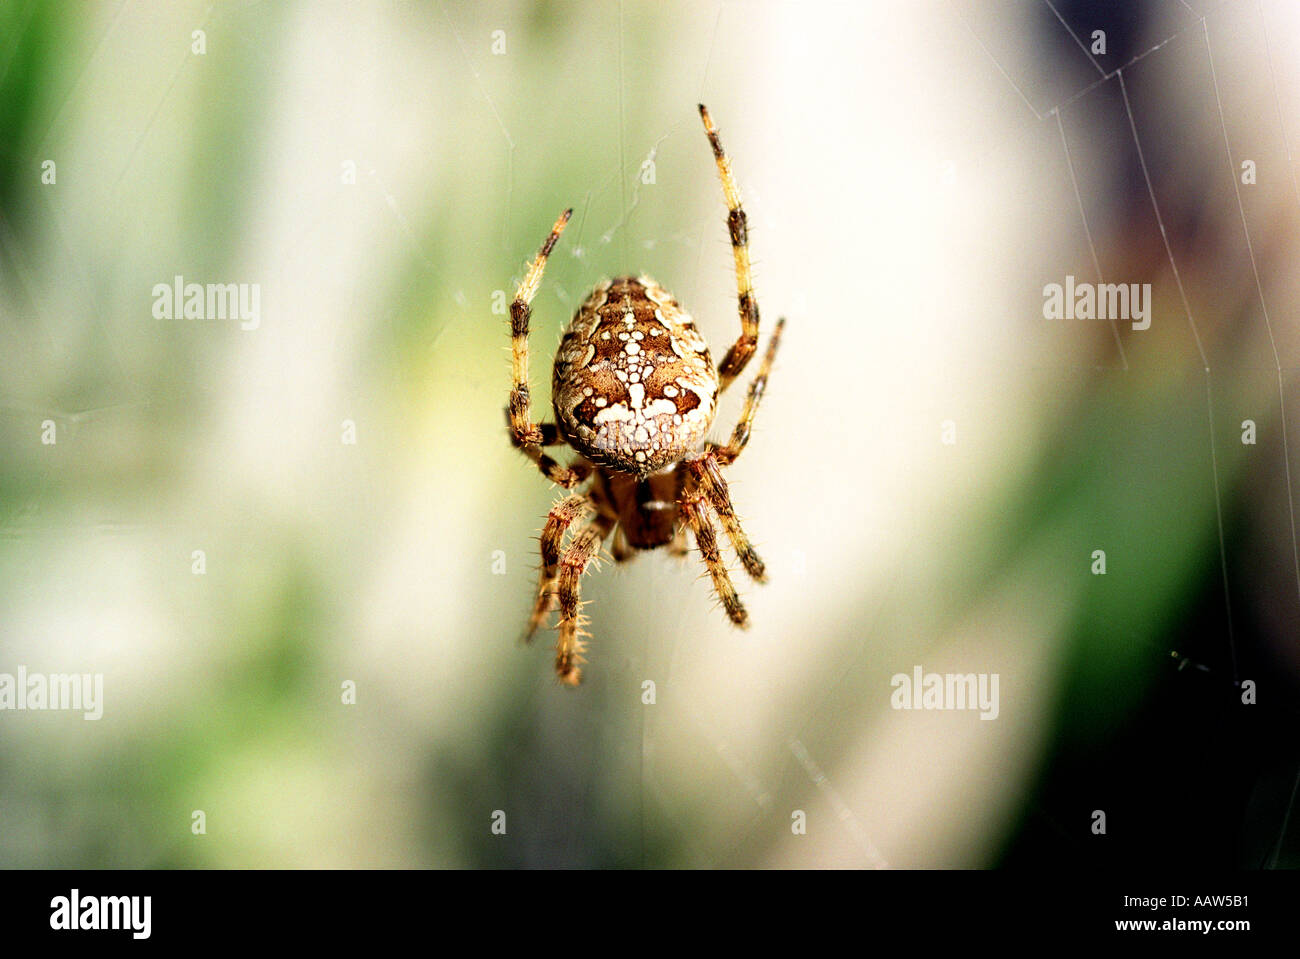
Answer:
[553, 275, 718, 475]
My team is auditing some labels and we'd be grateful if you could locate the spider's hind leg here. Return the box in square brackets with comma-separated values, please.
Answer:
[525, 492, 593, 641]
[680, 482, 748, 628]
[689, 456, 766, 583]
[554, 515, 615, 685]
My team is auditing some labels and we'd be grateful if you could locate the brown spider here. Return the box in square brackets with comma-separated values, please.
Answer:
[506, 104, 784, 686]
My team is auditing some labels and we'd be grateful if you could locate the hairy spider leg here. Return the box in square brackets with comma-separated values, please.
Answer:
[680, 484, 749, 628]
[555, 515, 615, 685]
[507, 208, 586, 488]
[690, 456, 766, 583]
[711, 317, 785, 465]
[699, 104, 760, 393]
[526, 492, 594, 640]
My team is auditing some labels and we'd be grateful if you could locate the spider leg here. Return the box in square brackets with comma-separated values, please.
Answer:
[507, 413, 593, 488]
[680, 483, 748, 628]
[507, 208, 586, 488]
[698, 104, 759, 394]
[525, 492, 593, 641]
[710, 317, 785, 466]
[519, 444, 592, 489]
[688, 456, 766, 583]
[555, 515, 614, 686]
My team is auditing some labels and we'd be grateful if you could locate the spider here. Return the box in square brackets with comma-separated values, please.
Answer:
[506, 104, 784, 686]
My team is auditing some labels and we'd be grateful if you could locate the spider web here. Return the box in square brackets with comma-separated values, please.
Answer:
[942, 0, 1300, 869]
[427, 0, 897, 868]
[3, 0, 1299, 871]
[516, 0, 1300, 869]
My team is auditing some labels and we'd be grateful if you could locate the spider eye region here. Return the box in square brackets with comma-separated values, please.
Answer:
[552, 276, 718, 474]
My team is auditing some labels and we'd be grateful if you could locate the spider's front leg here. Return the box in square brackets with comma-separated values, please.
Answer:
[554, 515, 614, 686]
[507, 208, 585, 488]
[699, 104, 760, 393]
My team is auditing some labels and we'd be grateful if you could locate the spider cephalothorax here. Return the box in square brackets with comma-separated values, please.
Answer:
[506, 104, 785, 686]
